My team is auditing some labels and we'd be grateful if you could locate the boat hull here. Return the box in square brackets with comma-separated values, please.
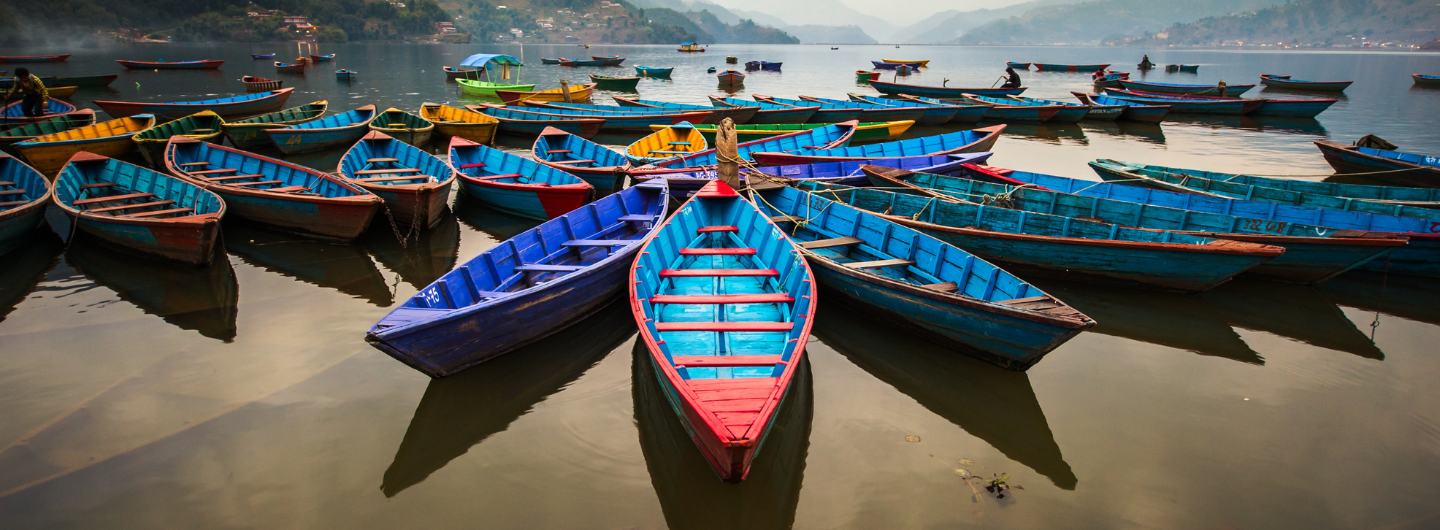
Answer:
[1315, 141, 1440, 187]
[266, 124, 368, 154]
[68, 211, 221, 265]
[1261, 76, 1352, 92]
[871, 80, 1024, 98]
[457, 177, 591, 220]
[433, 122, 497, 144]
[364, 183, 452, 229]
[94, 88, 292, 120]
[16, 136, 138, 176]
[116, 60, 223, 70]
[215, 189, 377, 241]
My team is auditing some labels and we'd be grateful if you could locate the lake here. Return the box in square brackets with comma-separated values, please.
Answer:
[1, 42, 1439, 529]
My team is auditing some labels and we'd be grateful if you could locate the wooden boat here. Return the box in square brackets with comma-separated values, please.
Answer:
[752, 96, 861, 123]
[116, 59, 224, 70]
[895, 64, 914, 76]
[844, 94, 958, 124]
[1072, 92, 1169, 122]
[1113, 89, 1335, 117]
[629, 180, 815, 481]
[856, 70, 881, 82]
[879, 165, 1407, 284]
[588, 74, 641, 90]
[749, 125, 1004, 165]
[1260, 74, 1351, 92]
[51, 74, 118, 87]
[637, 121, 861, 173]
[677, 42, 705, 52]
[869, 61, 905, 70]
[717, 70, 745, 86]
[0, 109, 95, 149]
[539, 58, 563, 65]
[418, 102, 498, 144]
[870, 80, 1024, 98]
[131, 110, 224, 168]
[1314, 141, 1440, 187]
[368, 107, 434, 146]
[0, 54, 70, 63]
[0, 154, 51, 257]
[43, 86, 78, 99]
[725, 56, 738, 64]
[591, 55, 626, 66]
[708, 96, 817, 124]
[164, 136, 381, 241]
[757, 184, 1093, 369]
[472, 103, 709, 133]
[794, 95, 929, 122]
[1, 98, 79, 125]
[626, 122, 706, 166]
[494, 83, 596, 105]
[220, 100, 328, 150]
[532, 127, 631, 194]
[53, 152, 224, 265]
[634, 66, 674, 77]
[960, 93, 1069, 122]
[633, 152, 990, 198]
[274, 61, 304, 74]
[760, 61, 782, 70]
[241, 75, 282, 92]
[799, 178, 1282, 292]
[657, 120, 912, 145]
[93, 87, 294, 120]
[1088, 159, 1440, 277]
[1006, 62, 1031, 70]
[264, 104, 376, 155]
[1412, 74, 1440, 88]
[880, 59, 929, 67]
[889, 94, 992, 122]
[1165, 64, 1200, 73]
[457, 78, 538, 97]
[611, 96, 757, 124]
[310, 54, 336, 62]
[15, 114, 156, 176]
[1012, 95, 1121, 120]
[467, 105, 605, 138]
[1098, 90, 1249, 115]
[1092, 71, 1129, 88]
[560, 58, 610, 67]
[369, 178, 667, 377]
[1033, 63, 1109, 72]
[1107, 162, 1440, 209]
[1118, 79, 1255, 96]
[336, 69, 358, 81]
[449, 136, 593, 220]
[251, 53, 276, 59]
[338, 131, 456, 229]
[443, 66, 485, 79]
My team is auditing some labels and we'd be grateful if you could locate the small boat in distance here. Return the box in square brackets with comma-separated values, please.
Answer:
[310, 54, 336, 62]
[677, 42, 705, 52]
[1007, 62, 1031, 70]
[116, 59, 225, 70]
[634, 66, 674, 77]
[588, 74, 641, 91]
[251, 53, 276, 59]
[718, 70, 745, 86]
[1413, 74, 1440, 88]
[1033, 63, 1110, 72]
[1259, 74, 1353, 92]
[336, 69, 358, 81]
[241, 75, 282, 92]
[0, 54, 71, 63]
[275, 61, 305, 74]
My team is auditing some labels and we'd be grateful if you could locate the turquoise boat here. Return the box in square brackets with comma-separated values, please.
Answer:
[868, 164, 1407, 285]
[845, 94, 961, 124]
[265, 104, 376, 154]
[448, 136, 593, 220]
[1111, 163, 1440, 209]
[532, 126, 631, 194]
[747, 125, 1005, 166]
[963, 94, 1088, 123]
[634, 66, 674, 77]
[613, 96, 760, 124]
[1011, 95, 1122, 120]
[338, 131, 457, 229]
[755, 184, 1095, 370]
[793, 95, 929, 123]
[0, 153, 51, 256]
[752, 95, 862, 123]
[796, 180, 1284, 292]
[886, 95, 993, 123]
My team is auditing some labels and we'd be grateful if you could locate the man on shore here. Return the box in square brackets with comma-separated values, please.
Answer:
[4, 67, 50, 117]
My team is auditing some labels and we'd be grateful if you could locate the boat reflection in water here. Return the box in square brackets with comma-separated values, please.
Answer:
[810, 303, 1077, 489]
[381, 299, 637, 497]
[634, 340, 813, 530]
[0, 229, 63, 323]
[1319, 270, 1440, 327]
[65, 232, 239, 341]
[361, 207, 461, 291]
[992, 122, 1088, 145]
[1201, 279, 1383, 360]
[453, 193, 539, 242]
[224, 222, 393, 307]
[1085, 120, 1166, 145]
[1030, 278, 1262, 365]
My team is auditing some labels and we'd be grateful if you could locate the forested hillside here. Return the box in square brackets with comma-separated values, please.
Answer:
[642, 7, 797, 43]
[953, 0, 1288, 45]
[1114, 0, 1440, 47]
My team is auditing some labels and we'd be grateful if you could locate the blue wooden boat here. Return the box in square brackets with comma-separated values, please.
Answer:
[251, 53, 276, 59]
[0, 153, 52, 257]
[634, 66, 674, 77]
[1099, 90, 1249, 115]
[636, 121, 860, 173]
[93, 88, 295, 121]
[1413, 74, 1440, 88]
[1106, 88, 1333, 117]
[635, 152, 991, 199]
[540, 58, 563, 65]
[338, 131, 457, 229]
[1, 98, 78, 125]
[870, 61, 906, 70]
[467, 105, 606, 139]
[274, 61, 304, 74]
[1011, 95, 1122, 120]
[760, 61, 782, 71]
[869, 80, 1025, 98]
[1087, 159, 1440, 277]
[336, 69, 358, 81]
[755, 184, 1094, 369]
[310, 53, 336, 63]
[265, 104, 375, 154]
[1129, 163, 1440, 209]
[474, 104, 700, 133]
[54, 152, 225, 265]
[629, 180, 816, 481]
[612, 96, 759, 124]
[1072, 92, 1169, 123]
[796, 179, 1284, 292]
[532, 126, 631, 195]
[752, 96, 862, 123]
[1117, 79, 1255, 96]
[1314, 141, 1440, 188]
[887, 94, 993, 122]
[844, 94, 959, 124]
[1260, 74, 1351, 92]
[744, 60, 762, 71]
[164, 136, 381, 242]
[708, 96, 818, 124]
[1007, 62, 1031, 70]
[793, 95, 929, 123]
[870, 164, 1408, 284]
[367, 179, 669, 377]
[448, 136, 593, 220]
[749, 125, 1004, 166]
[962, 93, 1082, 123]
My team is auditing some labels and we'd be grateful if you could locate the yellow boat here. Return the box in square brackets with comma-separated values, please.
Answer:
[132, 110, 224, 168]
[45, 86, 79, 99]
[880, 59, 930, 67]
[417, 102, 499, 144]
[625, 121, 707, 165]
[497, 83, 597, 106]
[650, 120, 915, 144]
[15, 114, 156, 176]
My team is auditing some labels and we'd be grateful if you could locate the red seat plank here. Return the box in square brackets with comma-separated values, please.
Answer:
[660, 269, 778, 278]
[458, 162, 486, 169]
[697, 225, 738, 233]
[657, 322, 793, 332]
[188, 168, 238, 175]
[678, 248, 756, 256]
[86, 200, 175, 214]
[651, 293, 793, 304]
[672, 355, 785, 367]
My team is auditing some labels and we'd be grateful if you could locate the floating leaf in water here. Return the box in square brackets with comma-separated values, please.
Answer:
[955, 468, 972, 479]
[904, 435, 920, 442]
[959, 458, 974, 466]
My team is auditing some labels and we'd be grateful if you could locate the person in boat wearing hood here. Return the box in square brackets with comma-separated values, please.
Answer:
[1002, 67, 1022, 89]
[3, 68, 49, 117]
[1139, 55, 1155, 69]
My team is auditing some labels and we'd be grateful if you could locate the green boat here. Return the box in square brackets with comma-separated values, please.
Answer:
[588, 74, 641, 91]
[51, 74, 119, 87]
[368, 107, 435, 146]
[132, 110, 226, 167]
[220, 100, 329, 150]
[453, 53, 532, 98]
[0, 109, 96, 151]
[658, 121, 915, 144]
[457, 79, 536, 97]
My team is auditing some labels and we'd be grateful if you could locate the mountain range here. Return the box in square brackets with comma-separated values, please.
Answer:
[1112, 0, 1440, 47]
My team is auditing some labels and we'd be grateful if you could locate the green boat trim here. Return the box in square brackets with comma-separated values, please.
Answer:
[220, 101, 329, 150]
[668, 121, 913, 144]
[133, 110, 226, 167]
[0, 109, 96, 147]
[458, 79, 537, 97]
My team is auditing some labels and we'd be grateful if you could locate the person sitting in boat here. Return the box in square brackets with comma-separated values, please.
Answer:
[3, 67, 48, 117]
[1092, 69, 1108, 82]
[1002, 67, 1022, 89]
[1139, 55, 1154, 69]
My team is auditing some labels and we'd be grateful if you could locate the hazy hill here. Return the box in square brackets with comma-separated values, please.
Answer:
[1115, 0, 1440, 46]
[642, 7, 798, 43]
[891, 0, 1085, 43]
[785, 25, 877, 44]
[629, 0, 876, 43]
[952, 0, 1291, 45]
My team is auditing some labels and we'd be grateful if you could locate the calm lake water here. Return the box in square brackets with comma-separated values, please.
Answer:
[2, 43, 1440, 529]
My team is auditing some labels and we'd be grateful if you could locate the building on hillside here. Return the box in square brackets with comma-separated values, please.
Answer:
[435, 21, 457, 33]
[283, 16, 314, 29]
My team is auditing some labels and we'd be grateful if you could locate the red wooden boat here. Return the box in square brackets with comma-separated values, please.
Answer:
[94, 87, 293, 120]
[116, 59, 225, 70]
[0, 54, 71, 63]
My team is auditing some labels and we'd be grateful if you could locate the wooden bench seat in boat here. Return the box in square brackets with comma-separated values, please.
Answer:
[179, 161, 210, 167]
[74, 192, 155, 206]
[545, 159, 595, 164]
[799, 236, 863, 249]
[119, 207, 194, 218]
[355, 168, 421, 175]
[679, 247, 756, 256]
[650, 293, 794, 304]
[78, 182, 115, 190]
[0, 188, 26, 196]
[358, 175, 431, 183]
[921, 282, 960, 293]
[660, 268, 779, 277]
[671, 355, 787, 366]
[230, 180, 285, 187]
[769, 214, 801, 223]
[561, 239, 631, 247]
[846, 258, 915, 269]
[87, 200, 175, 214]
[189, 168, 238, 175]
[0, 200, 28, 208]
[366, 158, 399, 164]
[697, 226, 737, 233]
[659, 323, 794, 332]
[205, 174, 265, 182]
[514, 263, 586, 273]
